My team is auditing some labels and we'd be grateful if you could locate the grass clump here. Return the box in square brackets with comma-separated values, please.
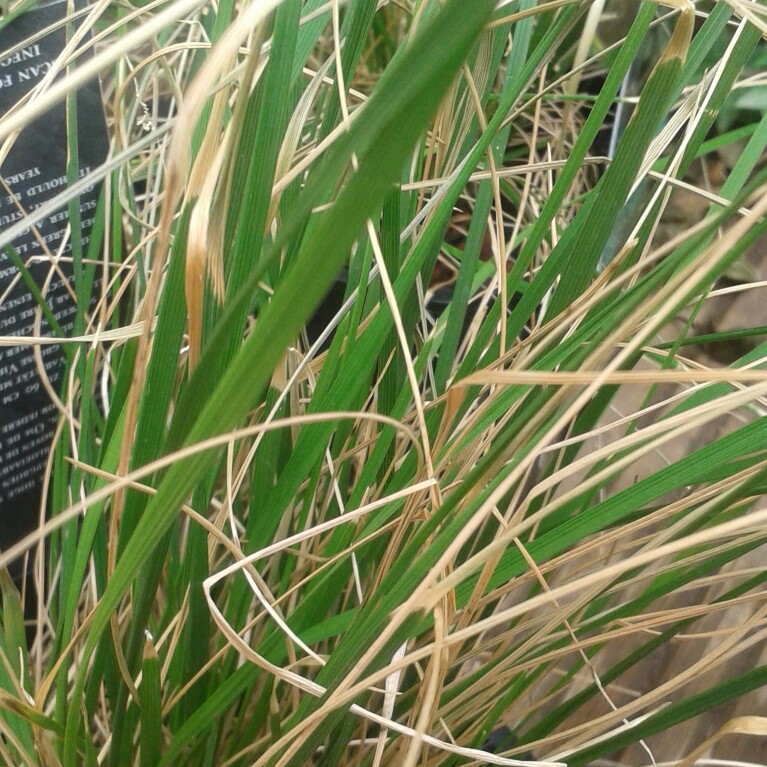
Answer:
[1, 1, 767, 765]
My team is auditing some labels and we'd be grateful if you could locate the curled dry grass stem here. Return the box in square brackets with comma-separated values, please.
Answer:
[0, 409, 428, 573]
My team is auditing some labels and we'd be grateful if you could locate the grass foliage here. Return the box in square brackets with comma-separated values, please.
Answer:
[2, 0, 767, 765]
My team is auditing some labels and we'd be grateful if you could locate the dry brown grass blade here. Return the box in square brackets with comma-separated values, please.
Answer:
[461, 369, 767, 386]
[677, 717, 767, 767]
[159, 0, 277, 372]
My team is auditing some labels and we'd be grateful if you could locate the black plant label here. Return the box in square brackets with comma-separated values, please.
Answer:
[0, 0, 108, 554]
